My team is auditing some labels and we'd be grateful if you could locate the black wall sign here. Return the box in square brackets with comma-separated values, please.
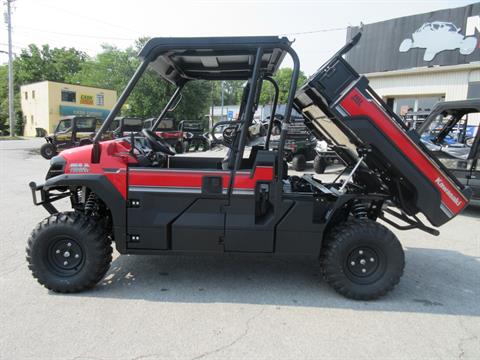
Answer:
[346, 3, 480, 73]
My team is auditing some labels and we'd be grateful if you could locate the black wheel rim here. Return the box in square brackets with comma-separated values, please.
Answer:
[47, 237, 84, 276]
[345, 245, 386, 284]
[45, 147, 53, 156]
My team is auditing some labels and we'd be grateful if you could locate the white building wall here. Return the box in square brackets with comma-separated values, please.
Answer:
[20, 82, 50, 137]
[367, 67, 480, 101]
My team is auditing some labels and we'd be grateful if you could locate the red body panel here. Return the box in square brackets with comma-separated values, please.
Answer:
[60, 140, 134, 199]
[59, 139, 273, 199]
[340, 88, 467, 215]
[129, 166, 274, 190]
[158, 131, 183, 139]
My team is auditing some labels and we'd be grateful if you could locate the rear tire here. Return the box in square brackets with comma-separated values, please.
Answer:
[272, 124, 281, 135]
[313, 155, 328, 174]
[175, 142, 185, 154]
[26, 212, 112, 293]
[40, 143, 57, 159]
[291, 154, 306, 172]
[321, 219, 405, 300]
[200, 139, 209, 151]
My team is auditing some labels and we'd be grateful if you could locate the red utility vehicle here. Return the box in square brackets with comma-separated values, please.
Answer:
[27, 34, 470, 299]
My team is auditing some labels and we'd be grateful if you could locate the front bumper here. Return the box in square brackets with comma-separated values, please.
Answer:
[29, 181, 69, 214]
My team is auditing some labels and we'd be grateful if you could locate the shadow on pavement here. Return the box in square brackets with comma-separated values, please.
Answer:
[67, 246, 480, 316]
[461, 205, 480, 218]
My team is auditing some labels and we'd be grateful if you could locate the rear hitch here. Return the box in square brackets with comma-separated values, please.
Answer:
[379, 208, 440, 236]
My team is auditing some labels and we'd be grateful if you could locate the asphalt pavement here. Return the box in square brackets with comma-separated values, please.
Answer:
[0, 138, 479, 360]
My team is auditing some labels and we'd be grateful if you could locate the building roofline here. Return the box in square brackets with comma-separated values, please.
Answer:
[348, 2, 476, 31]
[20, 80, 116, 92]
[365, 62, 480, 78]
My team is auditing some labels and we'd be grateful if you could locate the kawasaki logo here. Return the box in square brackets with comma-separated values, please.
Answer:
[435, 177, 462, 207]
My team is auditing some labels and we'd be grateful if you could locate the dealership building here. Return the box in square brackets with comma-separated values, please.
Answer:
[346, 3, 480, 118]
[20, 81, 117, 137]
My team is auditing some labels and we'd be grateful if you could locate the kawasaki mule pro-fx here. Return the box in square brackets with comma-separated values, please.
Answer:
[27, 34, 471, 299]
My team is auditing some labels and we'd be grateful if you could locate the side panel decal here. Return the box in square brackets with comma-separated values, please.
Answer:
[129, 166, 274, 192]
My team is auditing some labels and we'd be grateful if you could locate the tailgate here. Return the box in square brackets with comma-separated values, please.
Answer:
[294, 46, 471, 227]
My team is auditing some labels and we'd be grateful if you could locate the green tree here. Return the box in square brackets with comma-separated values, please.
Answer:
[0, 65, 9, 134]
[259, 68, 307, 105]
[69, 45, 137, 93]
[0, 45, 87, 134]
[72, 42, 214, 121]
[14, 44, 87, 87]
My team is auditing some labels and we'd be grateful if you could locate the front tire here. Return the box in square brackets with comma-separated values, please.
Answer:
[313, 155, 328, 174]
[40, 143, 57, 159]
[291, 154, 306, 172]
[26, 212, 112, 293]
[321, 219, 404, 300]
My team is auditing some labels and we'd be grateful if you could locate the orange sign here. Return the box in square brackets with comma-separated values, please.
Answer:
[80, 94, 93, 105]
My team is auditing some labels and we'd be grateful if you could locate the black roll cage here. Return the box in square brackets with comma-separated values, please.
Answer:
[92, 38, 301, 181]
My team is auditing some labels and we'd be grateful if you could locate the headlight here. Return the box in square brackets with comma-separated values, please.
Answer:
[46, 155, 66, 179]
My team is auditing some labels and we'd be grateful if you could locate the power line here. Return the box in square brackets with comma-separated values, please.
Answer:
[16, 0, 137, 34]
[280, 26, 347, 36]
[13, 26, 136, 41]
[12, 24, 347, 43]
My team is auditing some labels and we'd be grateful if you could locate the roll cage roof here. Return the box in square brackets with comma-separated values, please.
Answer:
[138, 36, 292, 85]
[93, 36, 300, 174]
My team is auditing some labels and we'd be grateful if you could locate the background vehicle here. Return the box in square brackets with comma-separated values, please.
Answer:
[313, 140, 340, 174]
[143, 118, 186, 153]
[111, 117, 144, 138]
[417, 100, 479, 205]
[179, 120, 210, 152]
[28, 34, 470, 300]
[270, 117, 316, 171]
[40, 116, 104, 159]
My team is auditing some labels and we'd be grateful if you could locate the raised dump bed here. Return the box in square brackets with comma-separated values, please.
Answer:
[294, 34, 471, 227]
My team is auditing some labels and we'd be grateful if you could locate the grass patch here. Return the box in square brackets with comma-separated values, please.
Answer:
[0, 136, 25, 140]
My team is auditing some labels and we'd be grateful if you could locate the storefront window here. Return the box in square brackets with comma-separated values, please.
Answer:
[61, 90, 76, 103]
[394, 95, 444, 115]
[96, 94, 104, 106]
[395, 98, 416, 116]
[417, 97, 442, 112]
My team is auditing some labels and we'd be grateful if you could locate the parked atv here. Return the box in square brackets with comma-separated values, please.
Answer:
[111, 117, 144, 138]
[40, 116, 105, 159]
[143, 118, 187, 153]
[179, 120, 210, 152]
[313, 140, 341, 174]
[27, 34, 470, 300]
[270, 118, 316, 171]
[417, 100, 479, 206]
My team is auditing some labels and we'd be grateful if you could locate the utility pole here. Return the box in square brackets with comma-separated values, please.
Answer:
[5, 0, 15, 136]
[220, 81, 224, 121]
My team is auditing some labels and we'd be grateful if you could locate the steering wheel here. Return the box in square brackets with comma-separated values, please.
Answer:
[211, 121, 242, 148]
[142, 129, 175, 155]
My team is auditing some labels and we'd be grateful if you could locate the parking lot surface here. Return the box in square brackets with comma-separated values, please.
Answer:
[1, 138, 479, 360]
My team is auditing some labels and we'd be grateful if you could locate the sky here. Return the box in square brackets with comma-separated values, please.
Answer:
[1, 0, 478, 75]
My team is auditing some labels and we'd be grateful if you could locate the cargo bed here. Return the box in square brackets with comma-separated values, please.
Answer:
[294, 34, 471, 227]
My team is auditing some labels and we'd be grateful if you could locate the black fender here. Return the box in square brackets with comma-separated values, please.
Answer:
[45, 174, 127, 253]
